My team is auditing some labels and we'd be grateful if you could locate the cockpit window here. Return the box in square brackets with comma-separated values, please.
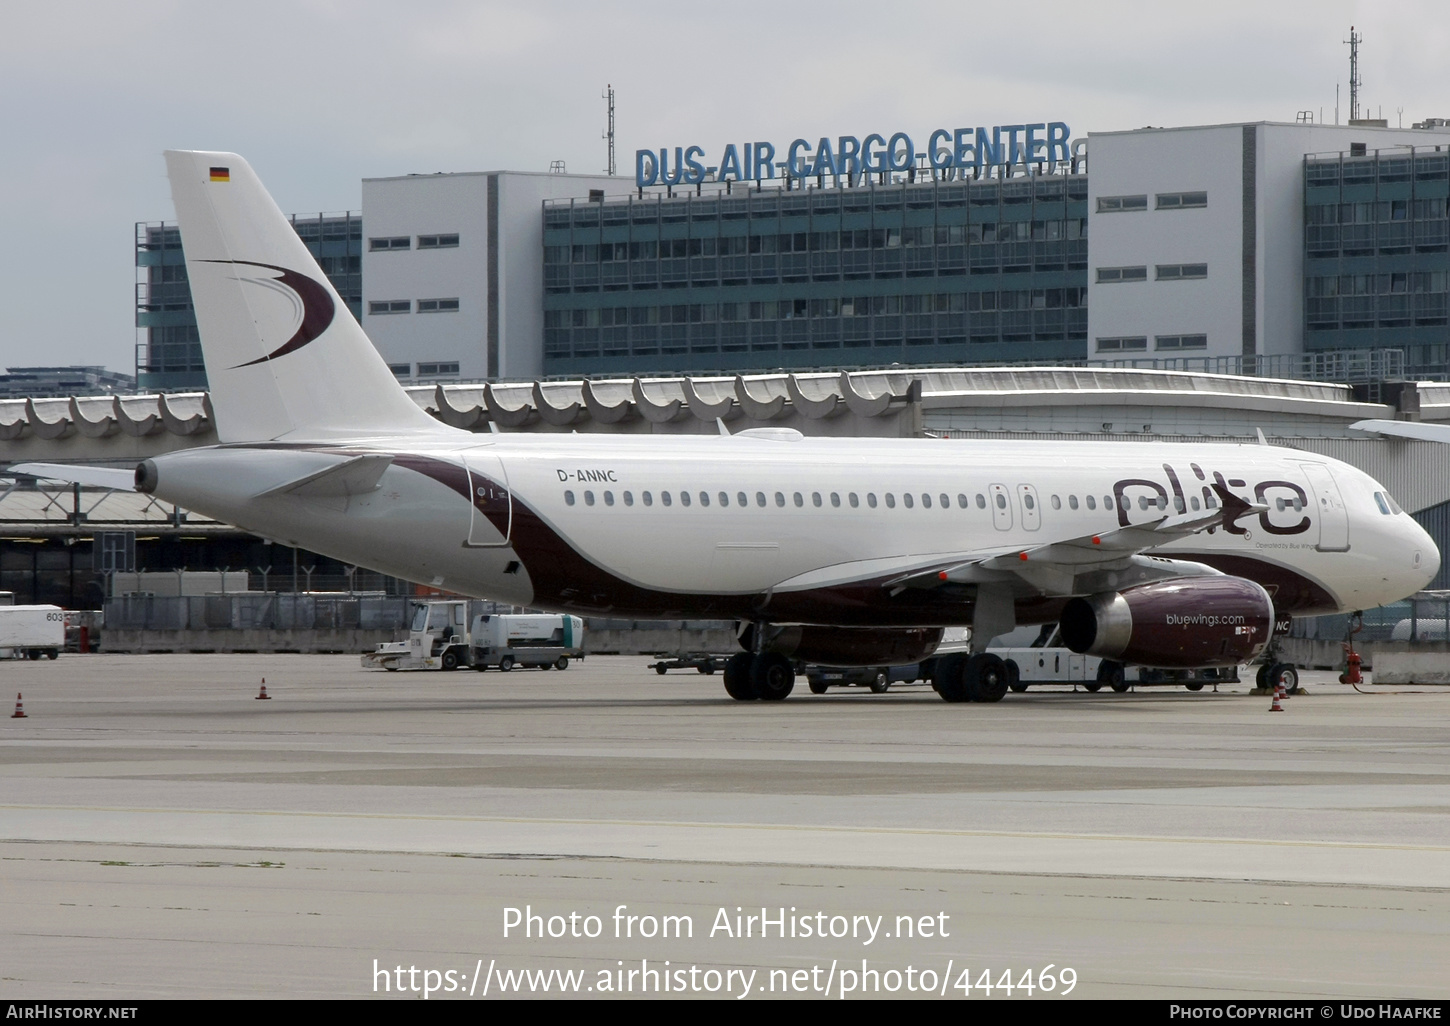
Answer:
[1374, 492, 1392, 516]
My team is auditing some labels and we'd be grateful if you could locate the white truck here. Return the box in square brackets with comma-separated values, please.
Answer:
[991, 626, 1238, 692]
[0, 605, 66, 660]
[362, 600, 584, 672]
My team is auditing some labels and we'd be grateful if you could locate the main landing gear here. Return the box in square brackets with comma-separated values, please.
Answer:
[930, 652, 1010, 703]
[722, 651, 795, 701]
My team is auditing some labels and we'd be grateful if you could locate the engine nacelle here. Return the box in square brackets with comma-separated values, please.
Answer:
[1058, 576, 1273, 668]
[756, 626, 944, 667]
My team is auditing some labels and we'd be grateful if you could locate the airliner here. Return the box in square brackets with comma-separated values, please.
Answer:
[16, 151, 1439, 702]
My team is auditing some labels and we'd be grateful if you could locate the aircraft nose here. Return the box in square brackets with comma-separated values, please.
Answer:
[1408, 517, 1440, 590]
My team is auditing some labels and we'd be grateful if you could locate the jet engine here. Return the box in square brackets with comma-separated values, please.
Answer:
[752, 626, 944, 667]
[1058, 576, 1273, 668]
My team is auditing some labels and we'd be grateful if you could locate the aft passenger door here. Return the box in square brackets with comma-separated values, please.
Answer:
[988, 483, 1013, 531]
[464, 450, 512, 547]
[1298, 462, 1349, 552]
[1016, 484, 1042, 531]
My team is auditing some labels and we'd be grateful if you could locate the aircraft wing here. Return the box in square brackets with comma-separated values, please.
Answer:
[7, 462, 138, 490]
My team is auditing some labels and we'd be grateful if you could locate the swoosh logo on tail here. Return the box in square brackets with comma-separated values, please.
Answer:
[201, 259, 336, 368]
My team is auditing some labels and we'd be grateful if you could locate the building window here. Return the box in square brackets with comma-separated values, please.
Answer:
[1096, 195, 1147, 213]
[1155, 334, 1208, 351]
[1156, 263, 1208, 281]
[369, 300, 411, 314]
[1096, 266, 1148, 283]
[416, 361, 460, 376]
[418, 234, 460, 249]
[387, 363, 411, 377]
[1156, 191, 1208, 210]
[369, 236, 411, 251]
[1096, 336, 1148, 353]
[417, 298, 461, 313]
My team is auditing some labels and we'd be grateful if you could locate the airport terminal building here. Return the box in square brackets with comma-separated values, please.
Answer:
[135, 118, 1450, 390]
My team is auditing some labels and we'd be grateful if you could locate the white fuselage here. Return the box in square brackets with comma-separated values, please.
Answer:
[143, 430, 1438, 626]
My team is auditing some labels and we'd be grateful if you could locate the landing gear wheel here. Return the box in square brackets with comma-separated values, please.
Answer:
[1185, 682, 1204, 692]
[1006, 659, 1027, 693]
[441, 650, 459, 671]
[723, 652, 756, 700]
[753, 653, 795, 701]
[1269, 663, 1299, 692]
[1098, 660, 1128, 693]
[655, 664, 668, 675]
[869, 671, 890, 694]
[554, 656, 569, 670]
[965, 653, 1009, 703]
[808, 679, 829, 695]
[498, 655, 514, 672]
[933, 654, 967, 703]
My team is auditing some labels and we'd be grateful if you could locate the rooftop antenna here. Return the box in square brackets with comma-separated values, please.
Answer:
[1344, 26, 1362, 122]
[602, 84, 616, 176]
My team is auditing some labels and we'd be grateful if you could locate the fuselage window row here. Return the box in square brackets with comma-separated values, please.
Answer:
[562, 487, 1139, 515]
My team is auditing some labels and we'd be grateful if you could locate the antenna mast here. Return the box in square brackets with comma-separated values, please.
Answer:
[603, 84, 616, 176]
[1344, 26, 1362, 122]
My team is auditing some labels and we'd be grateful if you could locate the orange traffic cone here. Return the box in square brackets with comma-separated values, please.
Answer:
[1269, 685, 1284, 712]
[11, 693, 26, 718]
[255, 678, 271, 700]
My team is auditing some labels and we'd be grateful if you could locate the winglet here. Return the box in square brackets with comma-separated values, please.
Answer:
[1211, 483, 1261, 526]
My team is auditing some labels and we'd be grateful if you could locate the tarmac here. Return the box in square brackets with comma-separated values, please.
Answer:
[1, 653, 1447, 1000]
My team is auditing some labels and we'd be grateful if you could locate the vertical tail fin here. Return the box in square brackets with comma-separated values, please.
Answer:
[165, 150, 439, 443]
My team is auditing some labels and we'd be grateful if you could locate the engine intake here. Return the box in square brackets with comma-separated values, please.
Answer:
[1059, 576, 1273, 668]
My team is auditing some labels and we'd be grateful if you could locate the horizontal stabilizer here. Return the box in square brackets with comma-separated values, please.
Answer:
[257, 454, 393, 499]
[7, 462, 137, 490]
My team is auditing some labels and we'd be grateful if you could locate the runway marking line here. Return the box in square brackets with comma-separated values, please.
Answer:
[1, 803, 1447, 854]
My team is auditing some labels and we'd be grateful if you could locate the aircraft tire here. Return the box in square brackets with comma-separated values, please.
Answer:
[1255, 664, 1270, 689]
[1270, 663, 1299, 692]
[753, 653, 795, 701]
[723, 652, 756, 700]
[933, 654, 967, 702]
[965, 653, 1009, 703]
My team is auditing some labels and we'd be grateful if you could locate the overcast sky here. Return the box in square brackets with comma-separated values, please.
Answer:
[0, 0, 1444, 375]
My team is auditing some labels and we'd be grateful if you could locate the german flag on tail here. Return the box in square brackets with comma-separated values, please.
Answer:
[209, 167, 230, 182]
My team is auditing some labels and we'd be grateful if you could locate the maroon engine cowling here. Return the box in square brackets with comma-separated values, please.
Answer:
[762, 626, 944, 667]
[1058, 576, 1274, 668]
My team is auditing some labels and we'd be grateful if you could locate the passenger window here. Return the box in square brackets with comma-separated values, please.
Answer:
[775, 492, 786, 507]
[565, 490, 576, 506]
[1104, 496, 1114, 510]
[1138, 497, 1150, 511]
[1023, 493, 1035, 510]
[643, 491, 653, 506]
[737, 491, 748, 507]
[995, 494, 1006, 509]
[812, 492, 823, 507]
[976, 494, 986, 509]
[867, 493, 878, 508]
[604, 491, 614, 506]
[1190, 496, 1199, 511]
[886, 494, 896, 508]
[849, 493, 860, 508]
[921, 494, 931, 509]
[831, 492, 841, 508]
[719, 492, 730, 507]
[1051, 494, 1061, 510]
[661, 491, 672, 506]
[1068, 495, 1078, 510]
[1174, 495, 1185, 512]
[698, 491, 709, 507]
[585, 491, 595, 506]
[903, 493, 914, 509]
[793, 492, 804, 508]
[957, 493, 968, 508]
[1158, 496, 1168, 510]
[1086, 495, 1096, 510]
[680, 491, 691, 507]
[940, 493, 949, 508]
[756, 492, 766, 507]
[624, 491, 634, 506]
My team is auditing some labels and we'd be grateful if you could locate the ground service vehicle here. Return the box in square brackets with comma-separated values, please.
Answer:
[0, 605, 65, 660]
[470, 613, 584, 671]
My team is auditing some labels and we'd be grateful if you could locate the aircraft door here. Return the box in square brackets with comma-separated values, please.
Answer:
[464, 450, 512, 547]
[1017, 484, 1042, 531]
[988, 483, 1013, 531]
[1299, 462, 1349, 552]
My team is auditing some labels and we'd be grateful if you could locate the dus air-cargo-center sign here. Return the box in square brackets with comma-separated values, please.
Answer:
[636, 122, 1072, 187]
